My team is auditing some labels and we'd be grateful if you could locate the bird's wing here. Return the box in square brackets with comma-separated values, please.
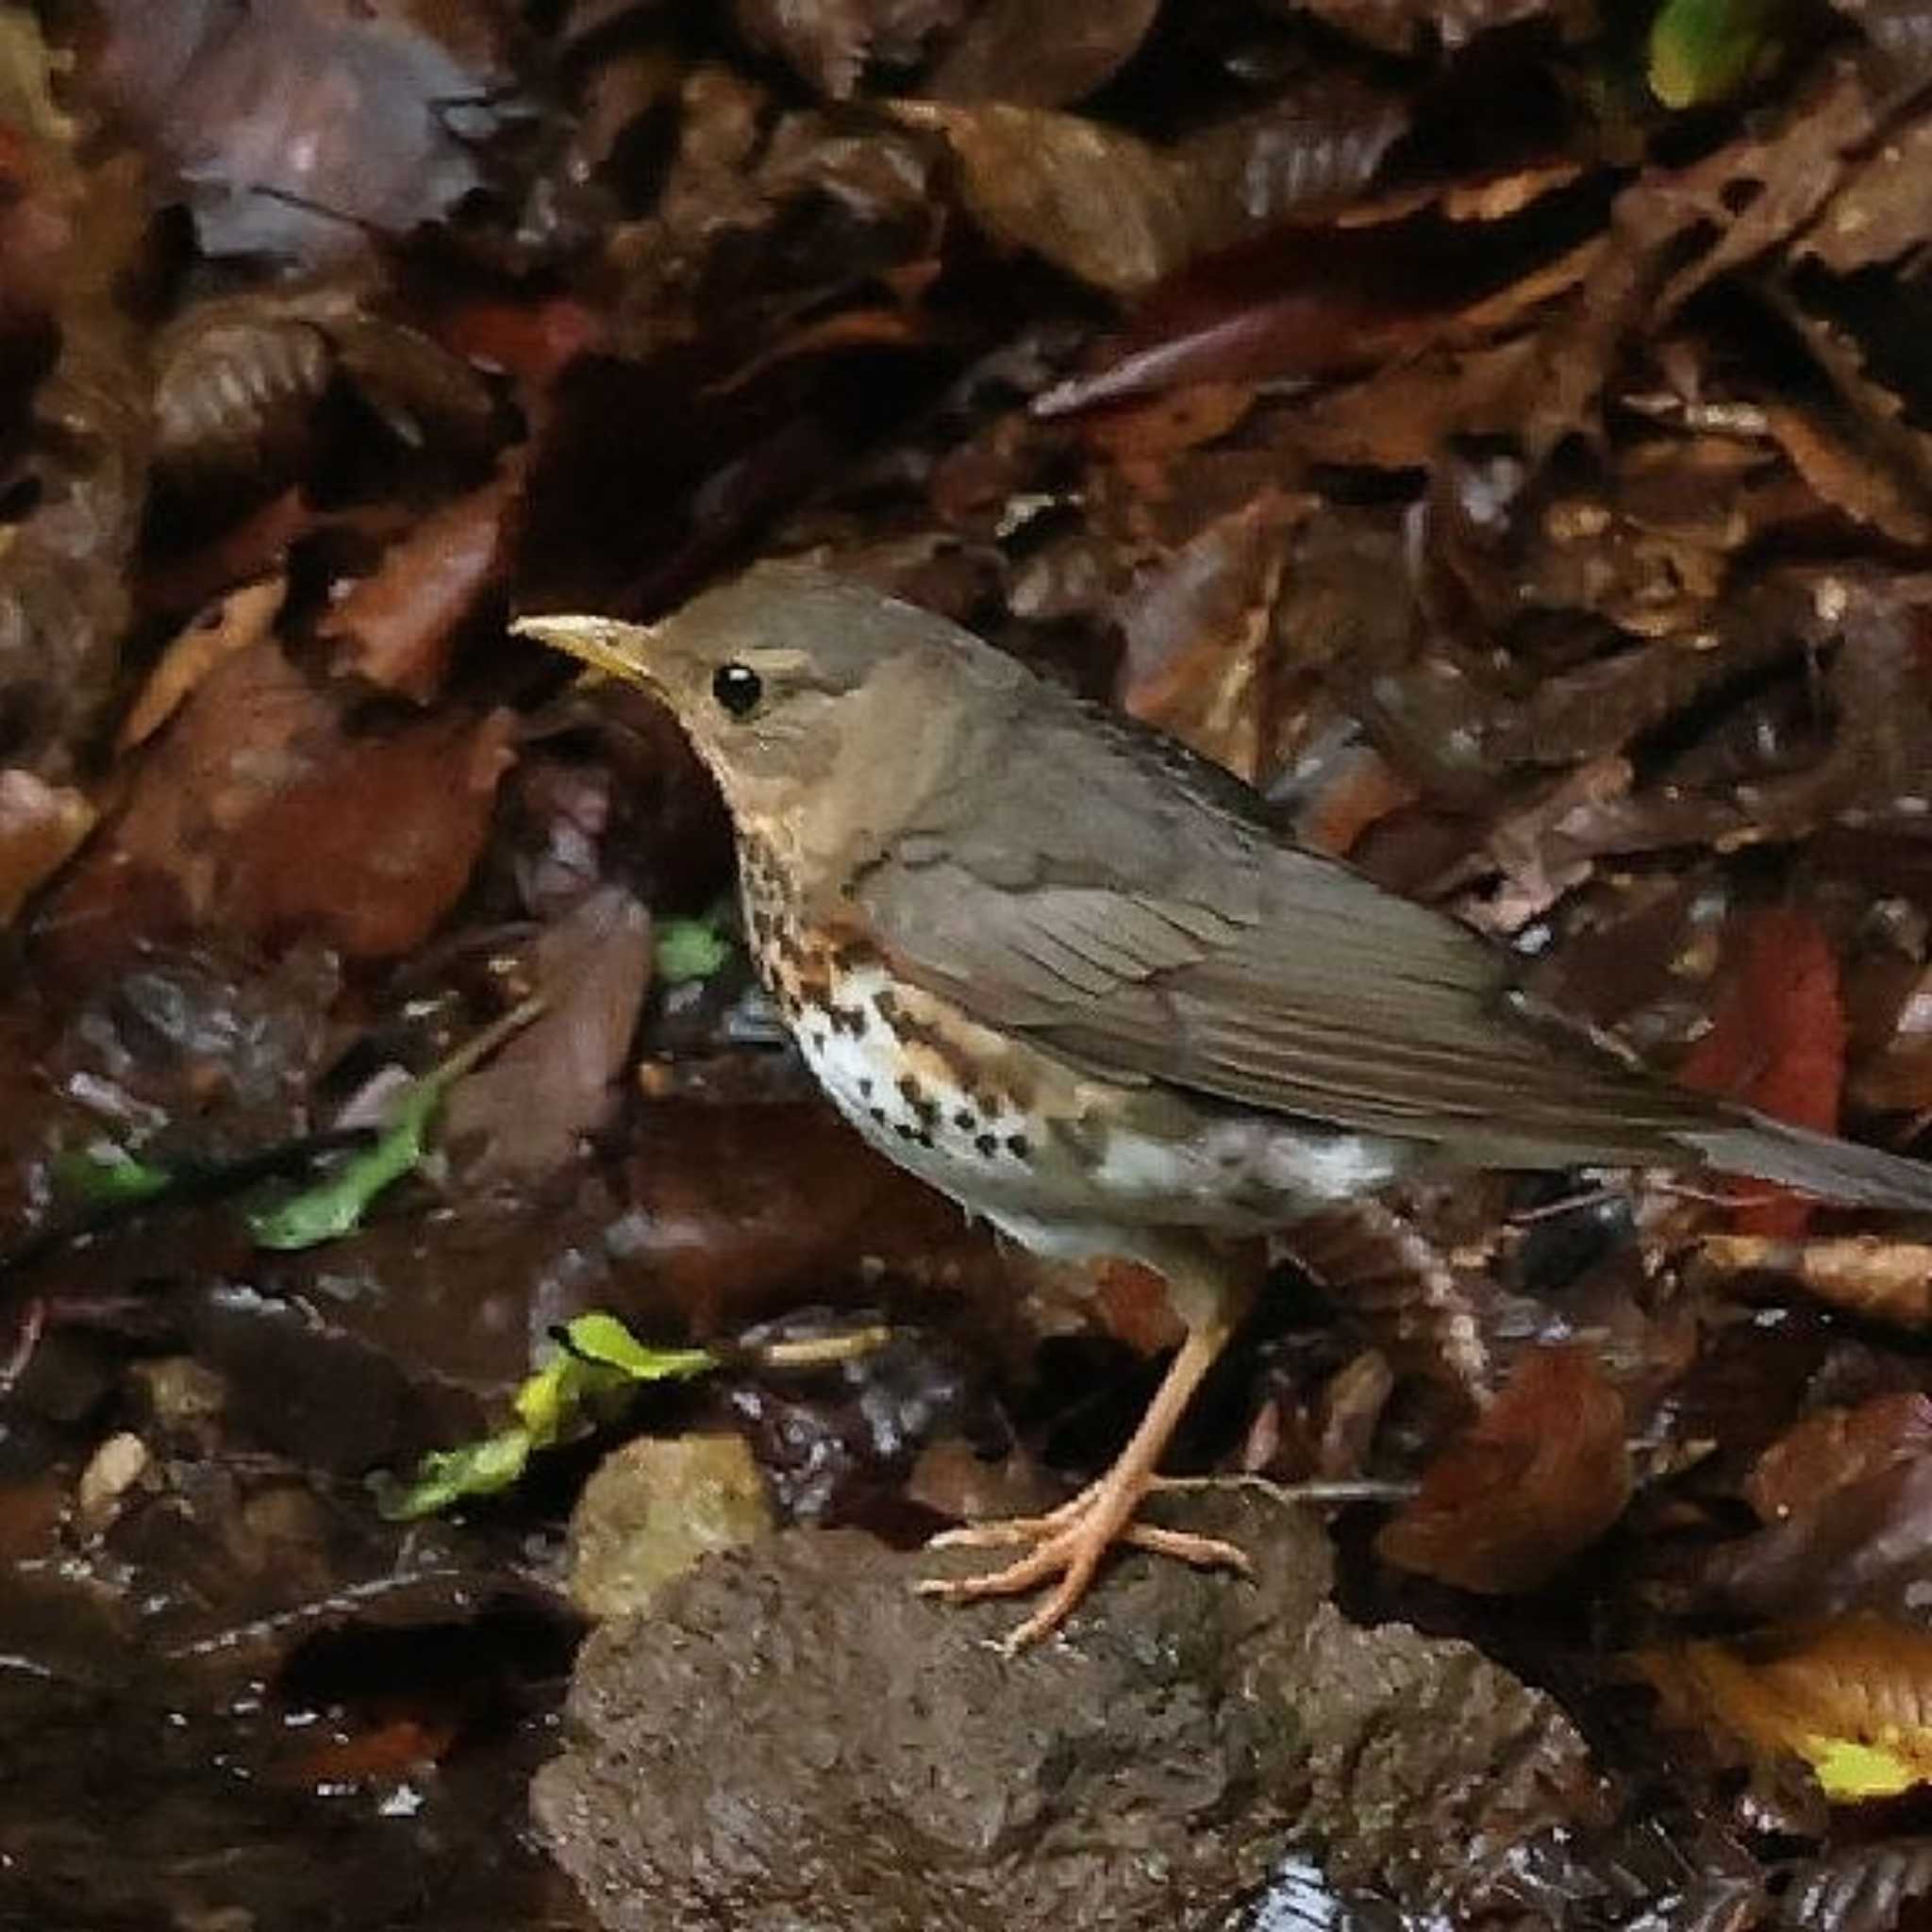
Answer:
[847, 704, 1717, 1170]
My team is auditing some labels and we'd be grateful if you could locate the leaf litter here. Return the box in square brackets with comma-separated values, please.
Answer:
[11, 0, 1932, 1925]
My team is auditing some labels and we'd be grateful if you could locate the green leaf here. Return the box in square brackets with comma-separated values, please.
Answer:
[1649, 0, 1776, 108]
[376, 1311, 716, 1519]
[656, 913, 733, 985]
[248, 993, 545, 1253]
[55, 1146, 173, 1208]
[248, 1082, 440, 1250]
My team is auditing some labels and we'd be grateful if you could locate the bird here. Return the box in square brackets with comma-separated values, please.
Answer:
[516, 562, 1932, 1648]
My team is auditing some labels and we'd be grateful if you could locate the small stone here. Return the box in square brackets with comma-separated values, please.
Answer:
[76, 1431, 150, 1529]
[567, 1433, 774, 1621]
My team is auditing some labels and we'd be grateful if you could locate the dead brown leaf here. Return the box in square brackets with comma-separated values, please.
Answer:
[1377, 1344, 1630, 1592]
[0, 768, 95, 926]
[91, 0, 521, 265]
[1696, 1234, 1932, 1327]
[928, 0, 1159, 106]
[1762, 399, 1932, 544]
[220, 706, 517, 958]
[1697, 1394, 1932, 1624]
[1116, 492, 1302, 784]
[1747, 1392, 1932, 1524]
[1679, 907, 1850, 1239]
[1640, 1617, 1932, 1800]
[733, 0, 963, 97]
[119, 576, 288, 752]
[1806, 113, 1932, 273]
[443, 887, 653, 1182]
[1283, 0, 1554, 56]
[891, 89, 1404, 297]
[321, 458, 525, 701]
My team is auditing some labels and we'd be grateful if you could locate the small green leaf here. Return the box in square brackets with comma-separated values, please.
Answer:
[248, 993, 546, 1253]
[249, 1082, 439, 1250]
[377, 1310, 716, 1519]
[1649, 0, 1775, 108]
[55, 1146, 173, 1208]
[656, 914, 733, 985]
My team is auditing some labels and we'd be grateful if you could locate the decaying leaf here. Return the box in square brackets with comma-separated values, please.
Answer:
[732, 0, 962, 96]
[1281, 0, 1555, 55]
[154, 285, 498, 491]
[118, 575, 287, 751]
[0, 766, 94, 925]
[1641, 1617, 1932, 1800]
[1746, 1391, 1932, 1524]
[91, 0, 524, 265]
[1377, 1344, 1630, 1592]
[1696, 1234, 1932, 1327]
[1805, 112, 1932, 273]
[890, 89, 1404, 297]
[1679, 906, 1848, 1238]
[1702, 1393, 1932, 1623]
[1776, 1838, 1932, 1932]
[927, 0, 1159, 106]
[321, 456, 525, 700]
[1116, 491, 1301, 784]
[441, 887, 653, 1182]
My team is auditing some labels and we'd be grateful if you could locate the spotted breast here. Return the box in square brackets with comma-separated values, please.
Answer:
[736, 829, 1416, 1262]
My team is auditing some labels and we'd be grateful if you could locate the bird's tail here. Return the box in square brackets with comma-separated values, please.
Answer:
[1684, 1113, 1932, 1213]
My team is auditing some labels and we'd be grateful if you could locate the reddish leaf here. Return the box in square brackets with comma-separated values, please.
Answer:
[1680, 907, 1850, 1238]
[221, 707, 517, 958]
[0, 769, 94, 926]
[321, 458, 525, 701]
[1376, 1344, 1630, 1592]
[120, 577, 287, 751]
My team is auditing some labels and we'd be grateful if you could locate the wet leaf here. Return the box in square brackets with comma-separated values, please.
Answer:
[928, 0, 1159, 106]
[91, 0, 524, 265]
[891, 91, 1403, 296]
[251, 993, 542, 1250]
[442, 888, 653, 1183]
[655, 910, 735, 985]
[321, 458, 525, 701]
[1376, 1344, 1631, 1591]
[0, 767, 94, 925]
[378, 1310, 717, 1517]
[1116, 491, 1302, 784]
[1695, 1235, 1932, 1328]
[1640, 1617, 1932, 1800]
[1651, 0, 1783, 108]
[733, 0, 963, 96]
[1804, 113, 1932, 273]
[118, 576, 287, 752]
[1679, 907, 1848, 1239]
[1776, 1838, 1932, 1932]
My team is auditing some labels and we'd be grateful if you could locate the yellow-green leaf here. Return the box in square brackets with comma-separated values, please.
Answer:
[1649, 0, 1778, 108]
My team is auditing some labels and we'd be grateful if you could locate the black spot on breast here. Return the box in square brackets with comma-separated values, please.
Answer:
[858, 1077, 874, 1098]
[869, 1106, 888, 1124]
[1007, 1133, 1031, 1159]
[953, 1108, 976, 1132]
[974, 1133, 998, 1158]
[827, 1003, 867, 1038]
[895, 1122, 919, 1141]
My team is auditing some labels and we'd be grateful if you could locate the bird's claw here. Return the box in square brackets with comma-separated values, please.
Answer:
[916, 1483, 1252, 1651]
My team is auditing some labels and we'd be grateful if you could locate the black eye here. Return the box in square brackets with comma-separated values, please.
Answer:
[711, 662, 762, 718]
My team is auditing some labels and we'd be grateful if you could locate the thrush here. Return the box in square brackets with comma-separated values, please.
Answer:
[518, 563, 1932, 1647]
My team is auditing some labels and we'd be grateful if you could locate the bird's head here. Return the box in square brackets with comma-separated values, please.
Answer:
[515, 561, 1022, 873]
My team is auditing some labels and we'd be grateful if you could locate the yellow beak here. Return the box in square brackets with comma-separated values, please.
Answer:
[510, 613, 658, 688]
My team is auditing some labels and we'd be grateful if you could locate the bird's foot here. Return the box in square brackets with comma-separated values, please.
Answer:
[916, 1469, 1251, 1652]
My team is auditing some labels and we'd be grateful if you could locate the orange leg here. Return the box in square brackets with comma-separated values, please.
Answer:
[917, 1286, 1248, 1652]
